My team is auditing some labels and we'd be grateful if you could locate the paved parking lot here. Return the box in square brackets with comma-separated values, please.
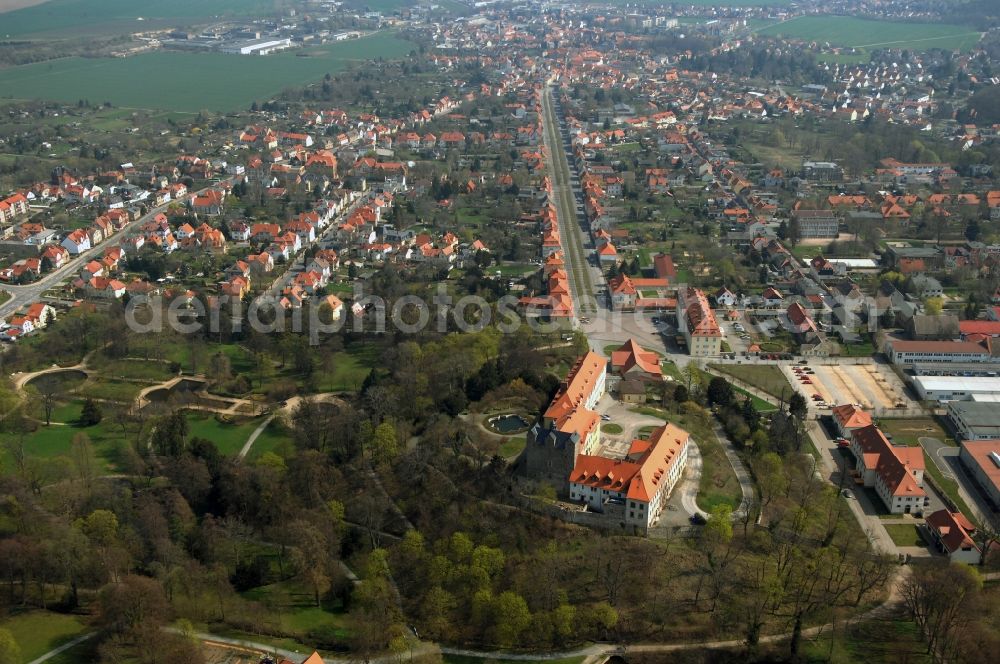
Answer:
[783, 363, 916, 411]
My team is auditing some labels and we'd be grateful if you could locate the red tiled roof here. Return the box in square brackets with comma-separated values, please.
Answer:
[852, 425, 925, 498]
[925, 510, 978, 555]
[569, 423, 689, 502]
[610, 339, 662, 377]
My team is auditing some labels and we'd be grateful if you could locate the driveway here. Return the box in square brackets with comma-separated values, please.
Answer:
[806, 419, 899, 555]
[920, 436, 1000, 530]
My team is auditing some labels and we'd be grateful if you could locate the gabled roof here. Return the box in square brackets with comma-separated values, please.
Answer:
[925, 509, 978, 555]
[832, 404, 871, 430]
[852, 425, 925, 498]
[611, 339, 662, 377]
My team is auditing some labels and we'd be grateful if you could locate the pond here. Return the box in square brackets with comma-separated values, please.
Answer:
[26, 369, 88, 393]
[144, 378, 208, 403]
[487, 414, 530, 435]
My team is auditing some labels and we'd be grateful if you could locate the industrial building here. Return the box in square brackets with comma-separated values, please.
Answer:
[959, 440, 1000, 508]
[221, 38, 293, 55]
[913, 376, 1000, 402]
[947, 401, 1000, 441]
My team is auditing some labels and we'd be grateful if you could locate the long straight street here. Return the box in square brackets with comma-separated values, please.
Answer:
[540, 84, 598, 317]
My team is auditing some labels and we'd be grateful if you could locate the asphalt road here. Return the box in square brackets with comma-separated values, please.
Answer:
[540, 84, 598, 316]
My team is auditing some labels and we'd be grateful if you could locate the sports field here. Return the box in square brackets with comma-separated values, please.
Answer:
[0, 33, 416, 112]
[0, 0, 275, 38]
[756, 16, 981, 51]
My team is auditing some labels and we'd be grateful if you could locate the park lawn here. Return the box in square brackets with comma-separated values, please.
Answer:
[921, 449, 977, 524]
[877, 418, 953, 448]
[799, 615, 933, 664]
[48, 398, 90, 424]
[630, 404, 740, 512]
[495, 262, 536, 277]
[0, 408, 126, 475]
[755, 16, 980, 52]
[77, 378, 142, 403]
[840, 341, 876, 358]
[242, 580, 350, 640]
[0, 611, 89, 662]
[184, 412, 263, 457]
[157, 340, 255, 376]
[883, 524, 926, 548]
[497, 435, 526, 458]
[662, 360, 683, 383]
[601, 423, 623, 434]
[709, 364, 794, 400]
[734, 386, 777, 413]
[311, 344, 380, 393]
[742, 139, 805, 171]
[87, 357, 175, 381]
[0, 34, 416, 112]
[246, 420, 294, 461]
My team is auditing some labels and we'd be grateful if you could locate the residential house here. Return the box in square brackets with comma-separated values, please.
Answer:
[62, 229, 92, 255]
[924, 510, 981, 564]
[86, 276, 127, 299]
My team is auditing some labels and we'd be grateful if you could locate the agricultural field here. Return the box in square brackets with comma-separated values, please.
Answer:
[0, 0, 275, 39]
[0, 33, 417, 112]
[755, 16, 982, 52]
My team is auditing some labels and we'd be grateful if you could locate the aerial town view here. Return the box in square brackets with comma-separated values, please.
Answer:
[0, 0, 999, 662]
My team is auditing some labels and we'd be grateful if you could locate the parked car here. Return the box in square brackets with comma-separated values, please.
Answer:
[689, 513, 707, 525]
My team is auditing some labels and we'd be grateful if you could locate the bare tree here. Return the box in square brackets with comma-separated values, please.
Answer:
[901, 560, 981, 661]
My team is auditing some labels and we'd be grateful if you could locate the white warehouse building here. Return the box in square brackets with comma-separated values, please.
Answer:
[913, 376, 1000, 402]
[222, 38, 293, 55]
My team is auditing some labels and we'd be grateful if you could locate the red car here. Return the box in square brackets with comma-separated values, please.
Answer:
[801, 379, 812, 384]
[836, 439, 850, 448]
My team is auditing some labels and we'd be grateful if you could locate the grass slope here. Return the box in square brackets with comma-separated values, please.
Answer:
[756, 16, 981, 51]
[0, 611, 89, 662]
[709, 364, 794, 401]
[0, 33, 416, 112]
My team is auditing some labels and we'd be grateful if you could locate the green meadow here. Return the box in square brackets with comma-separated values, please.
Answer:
[0, 33, 416, 112]
[755, 16, 981, 51]
[0, 0, 275, 39]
